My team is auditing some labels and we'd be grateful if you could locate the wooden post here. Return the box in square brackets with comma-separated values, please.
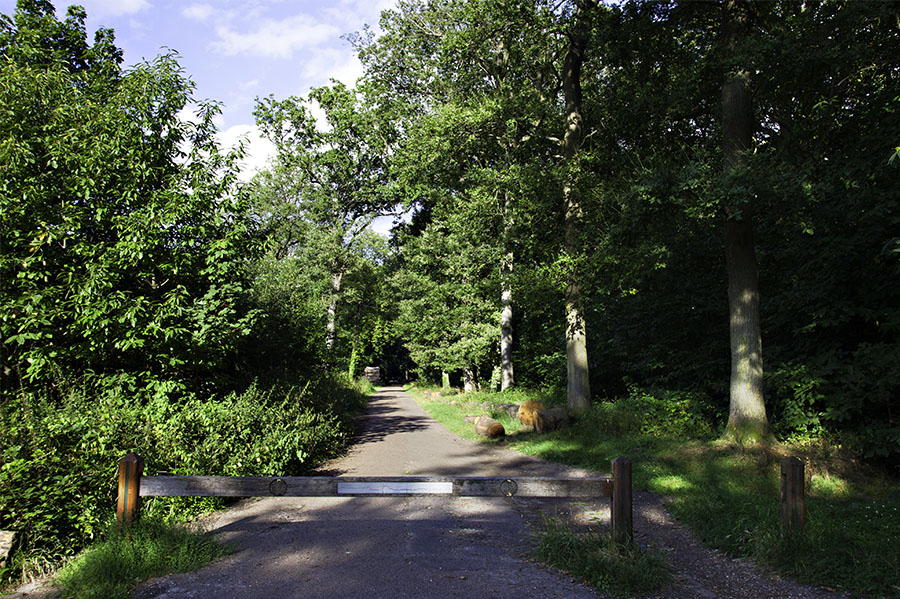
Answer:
[780, 457, 805, 533]
[611, 456, 632, 545]
[117, 453, 144, 527]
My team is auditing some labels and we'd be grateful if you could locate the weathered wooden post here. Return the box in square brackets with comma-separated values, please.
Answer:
[780, 457, 805, 533]
[611, 456, 633, 545]
[117, 453, 144, 527]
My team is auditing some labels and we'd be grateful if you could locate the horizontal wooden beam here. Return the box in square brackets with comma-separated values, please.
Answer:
[140, 475, 614, 499]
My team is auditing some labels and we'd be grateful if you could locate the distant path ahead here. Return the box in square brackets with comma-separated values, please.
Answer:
[132, 386, 600, 599]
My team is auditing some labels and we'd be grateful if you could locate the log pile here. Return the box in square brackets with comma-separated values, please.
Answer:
[463, 402, 570, 437]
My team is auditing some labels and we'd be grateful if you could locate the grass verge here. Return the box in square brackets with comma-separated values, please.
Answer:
[409, 384, 900, 598]
[54, 517, 231, 599]
[532, 517, 671, 597]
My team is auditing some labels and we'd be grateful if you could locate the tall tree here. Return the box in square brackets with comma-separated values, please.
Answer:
[357, 0, 560, 390]
[560, 0, 595, 414]
[0, 1, 256, 395]
[721, 0, 769, 442]
[253, 82, 396, 357]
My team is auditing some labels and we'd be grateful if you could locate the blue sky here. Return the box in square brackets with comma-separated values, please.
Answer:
[1, 0, 395, 180]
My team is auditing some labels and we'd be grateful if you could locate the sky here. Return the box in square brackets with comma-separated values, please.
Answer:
[1, 0, 398, 228]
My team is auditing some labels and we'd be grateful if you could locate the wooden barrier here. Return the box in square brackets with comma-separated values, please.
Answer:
[116, 455, 634, 543]
[116, 453, 144, 527]
[780, 457, 805, 533]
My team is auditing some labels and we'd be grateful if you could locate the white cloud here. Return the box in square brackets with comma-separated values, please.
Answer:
[80, 0, 150, 17]
[299, 47, 363, 88]
[218, 124, 276, 182]
[182, 3, 215, 22]
[211, 15, 341, 60]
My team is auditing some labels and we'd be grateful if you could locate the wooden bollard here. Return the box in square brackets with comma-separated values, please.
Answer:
[780, 457, 805, 533]
[116, 453, 144, 527]
[611, 456, 633, 545]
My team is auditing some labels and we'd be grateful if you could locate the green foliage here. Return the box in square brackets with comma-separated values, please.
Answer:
[0, 374, 368, 587]
[363, 0, 900, 463]
[415, 386, 900, 598]
[587, 389, 717, 440]
[392, 222, 500, 379]
[55, 517, 230, 599]
[532, 518, 671, 596]
[0, 1, 259, 396]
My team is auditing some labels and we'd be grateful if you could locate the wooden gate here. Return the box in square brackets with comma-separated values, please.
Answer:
[116, 454, 634, 543]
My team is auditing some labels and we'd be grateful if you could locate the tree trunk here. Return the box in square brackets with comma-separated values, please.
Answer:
[463, 366, 477, 393]
[500, 193, 515, 391]
[722, 0, 769, 442]
[562, 1, 593, 415]
[347, 303, 362, 379]
[325, 269, 343, 352]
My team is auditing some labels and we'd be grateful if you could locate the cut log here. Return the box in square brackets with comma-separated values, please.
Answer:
[0, 530, 16, 568]
[537, 406, 570, 432]
[468, 414, 505, 438]
[518, 402, 569, 434]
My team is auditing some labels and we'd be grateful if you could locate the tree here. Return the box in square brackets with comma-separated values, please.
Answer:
[252, 82, 397, 358]
[0, 1, 256, 396]
[720, 0, 769, 442]
[358, 0, 566, 391]
[559, 0, 596, 414]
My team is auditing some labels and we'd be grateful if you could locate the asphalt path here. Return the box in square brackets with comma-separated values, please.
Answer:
[132, 386, 603, 599]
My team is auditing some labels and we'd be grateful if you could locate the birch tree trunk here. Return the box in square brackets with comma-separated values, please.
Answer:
[562, 0, 592, 415]
[722, 0, 769, 442]
[325, 269, 343, 352]
[500, 192, 515, 391]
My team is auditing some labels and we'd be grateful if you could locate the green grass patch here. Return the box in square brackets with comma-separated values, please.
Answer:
[532, 517, 671, 596]
[55, 517, 231, 599]
[409, 384, 900, 598]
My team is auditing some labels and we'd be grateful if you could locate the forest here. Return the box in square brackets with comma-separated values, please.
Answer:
[1, 0, 898, 594]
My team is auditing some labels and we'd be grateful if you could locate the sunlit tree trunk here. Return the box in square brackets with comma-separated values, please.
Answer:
[463, 365, 477, 393]
[562, 0, 593, 415]
[325, 269, 342, 352]
[500, 192, 515, 391]
[722, 0, 769, 442]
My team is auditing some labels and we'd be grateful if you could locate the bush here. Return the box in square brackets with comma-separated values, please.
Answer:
[0, 373, 368, 587]
[586, 388, 716, 439]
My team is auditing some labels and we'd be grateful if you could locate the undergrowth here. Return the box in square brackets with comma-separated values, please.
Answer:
[0, 374, 372, 590]
[410, 384, 900, 598]
[55, 517, 231, 599]
[532, 517, 671, 597]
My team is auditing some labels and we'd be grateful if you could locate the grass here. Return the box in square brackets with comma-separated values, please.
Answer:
[409, 384, 900, 598]
[532, 517, 671, 597]
[53, 517, 231, 599]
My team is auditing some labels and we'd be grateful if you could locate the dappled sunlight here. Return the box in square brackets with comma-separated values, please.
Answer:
[650, 474, 694, 494]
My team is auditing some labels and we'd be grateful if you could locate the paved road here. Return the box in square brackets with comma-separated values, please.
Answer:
[132, 386, 602, 599]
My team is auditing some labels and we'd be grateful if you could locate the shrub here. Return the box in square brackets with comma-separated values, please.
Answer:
[585, 388, 716, 439]
[0, 373, 368, 587]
